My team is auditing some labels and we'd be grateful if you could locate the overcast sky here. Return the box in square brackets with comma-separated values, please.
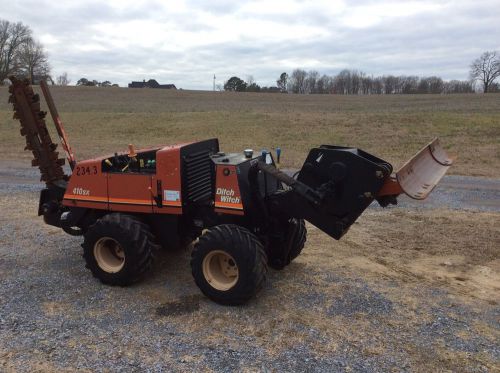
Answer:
[2, 0, 499, 89]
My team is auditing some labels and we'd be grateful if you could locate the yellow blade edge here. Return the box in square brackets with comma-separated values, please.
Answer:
[396, 138, 454, 200]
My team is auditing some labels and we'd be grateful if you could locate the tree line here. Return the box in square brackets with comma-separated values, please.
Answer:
[224, 71, 478, 94]
[223, 75, 280, 92]
[285, 70, 477, 94]
[224, 51, 500, 94]
[76, 78, 119, 87]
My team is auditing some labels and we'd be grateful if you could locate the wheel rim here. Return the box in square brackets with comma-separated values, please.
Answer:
[202, 250, 239, 291]
[93, 237, 125, 273]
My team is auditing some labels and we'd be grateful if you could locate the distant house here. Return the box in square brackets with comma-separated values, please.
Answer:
[128, 79, 176, 89]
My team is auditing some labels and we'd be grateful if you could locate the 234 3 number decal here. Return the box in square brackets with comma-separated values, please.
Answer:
[76, 166, 98, 176]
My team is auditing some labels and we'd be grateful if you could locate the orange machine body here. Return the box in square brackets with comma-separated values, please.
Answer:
[62, 139, 248, 217]
[63, 144, 187, 215]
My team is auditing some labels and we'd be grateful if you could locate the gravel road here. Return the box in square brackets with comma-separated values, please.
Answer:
[1, 163, 499, 372]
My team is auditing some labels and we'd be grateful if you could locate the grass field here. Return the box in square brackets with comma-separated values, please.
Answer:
[1, 86, 499, 177]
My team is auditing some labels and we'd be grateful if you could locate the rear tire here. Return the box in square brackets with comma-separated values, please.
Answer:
[191, 224, 268, 305]
[82, 213, 157, 286]
[268, 218, 307, 270]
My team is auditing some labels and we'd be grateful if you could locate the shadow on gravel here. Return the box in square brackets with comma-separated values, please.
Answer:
[156, 295, 202, 316]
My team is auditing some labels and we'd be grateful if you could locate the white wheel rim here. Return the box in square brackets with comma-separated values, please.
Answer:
[94, 237, 125, 273]
[202, 250, 239, 291]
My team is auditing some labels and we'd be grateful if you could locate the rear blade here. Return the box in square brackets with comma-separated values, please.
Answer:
[396, 138, 453, 200]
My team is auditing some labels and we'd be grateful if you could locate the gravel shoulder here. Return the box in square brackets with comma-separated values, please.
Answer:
[1, 163, 499, 372]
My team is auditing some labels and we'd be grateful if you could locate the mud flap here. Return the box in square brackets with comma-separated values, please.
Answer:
[396, 138, 453, 200]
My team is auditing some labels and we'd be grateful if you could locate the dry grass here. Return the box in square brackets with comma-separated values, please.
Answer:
[1, 86, 499, 177]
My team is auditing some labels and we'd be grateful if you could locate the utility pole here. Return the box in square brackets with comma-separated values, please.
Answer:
[213, 74, 216, 91]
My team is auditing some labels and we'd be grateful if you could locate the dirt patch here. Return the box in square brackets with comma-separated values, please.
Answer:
[406, 256, 500, 302]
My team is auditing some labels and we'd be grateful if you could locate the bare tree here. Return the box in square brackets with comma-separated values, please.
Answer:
[372, 77, 383, 94]
[0, 20, 32, 83]
[470, 51, 500, 93]
[334, 70, 351, 94]
[383, 75, 398, 94]
[400, 76, 418, 94]
[316, 74, 331, 94]
[305, 70, 319, 93]
[361, 75, 372, 94]
[350, 70, 363, 94]
[428, 76, 444, 94]
[18, 38, 50, 83]
[444, 80, 474, 94]
[57, 72, 71, 86]
[276, 72, 288, 93]
[289, 69, 307, 93]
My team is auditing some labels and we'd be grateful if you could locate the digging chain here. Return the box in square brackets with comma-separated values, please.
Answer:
[8, 77, 67, 186]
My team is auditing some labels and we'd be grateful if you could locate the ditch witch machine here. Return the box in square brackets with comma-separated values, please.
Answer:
[8, 77, 453, 305]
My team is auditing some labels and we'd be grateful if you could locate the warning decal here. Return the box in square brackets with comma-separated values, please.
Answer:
[164, 190, 180, 202]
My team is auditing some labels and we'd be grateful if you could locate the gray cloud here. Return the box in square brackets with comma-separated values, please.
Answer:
[1, 0, 499, 89]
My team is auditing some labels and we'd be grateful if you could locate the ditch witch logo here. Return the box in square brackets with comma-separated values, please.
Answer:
[216, 188, 240, 204]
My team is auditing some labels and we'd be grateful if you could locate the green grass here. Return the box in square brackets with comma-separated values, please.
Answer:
[1, 86, 499, 177]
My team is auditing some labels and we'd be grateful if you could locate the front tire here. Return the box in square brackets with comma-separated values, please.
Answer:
[82, 213, 157, 286]
[191, 224, 268, 305]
